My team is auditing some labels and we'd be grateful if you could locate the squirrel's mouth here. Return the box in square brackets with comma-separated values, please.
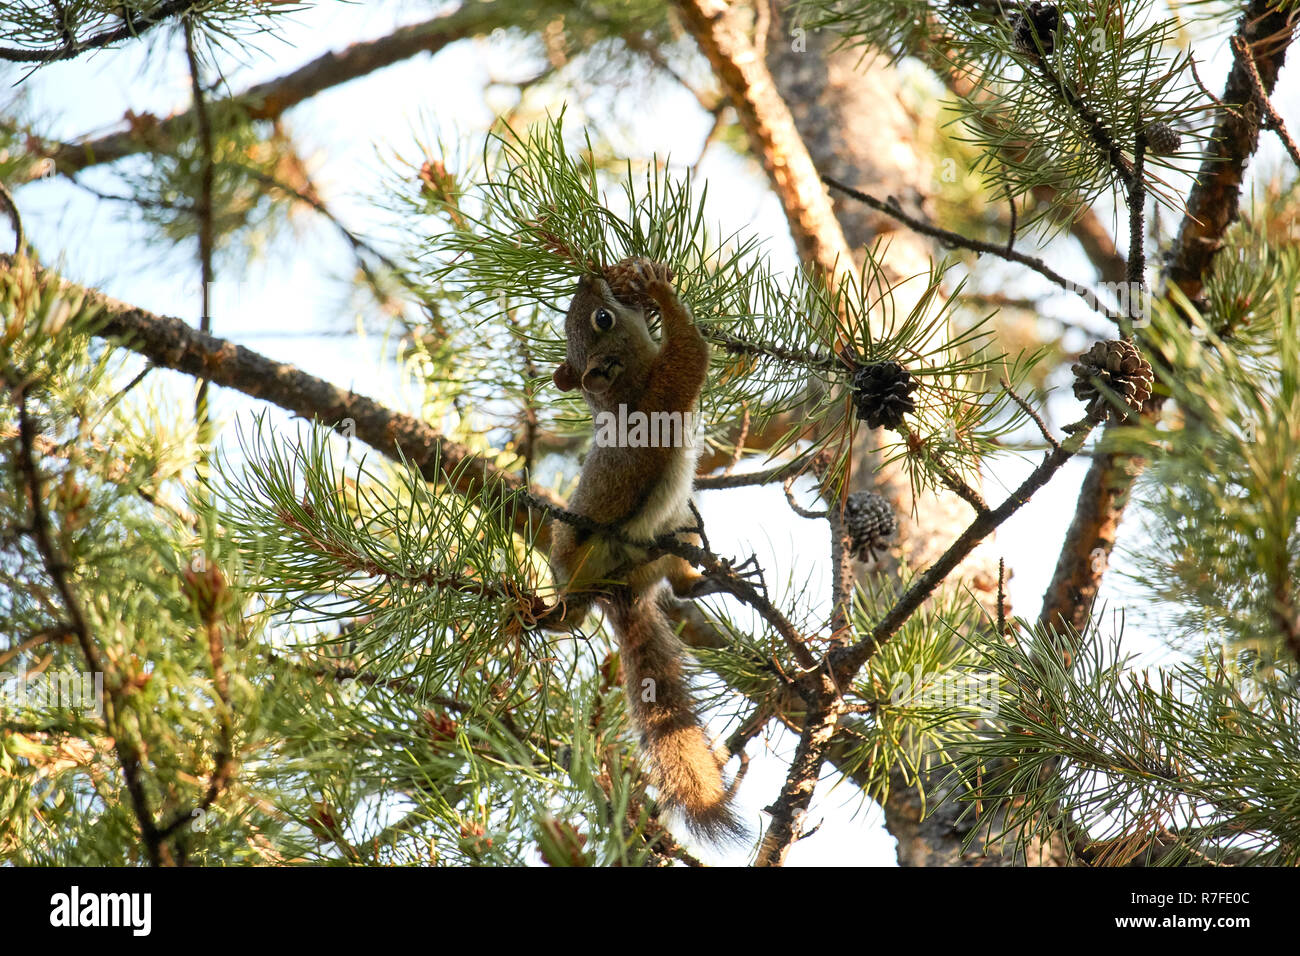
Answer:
[581, 356, 623, 393]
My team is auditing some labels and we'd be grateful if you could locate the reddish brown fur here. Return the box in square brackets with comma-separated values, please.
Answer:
[607, 589, 746, 843]
[542, 261, 745, 842]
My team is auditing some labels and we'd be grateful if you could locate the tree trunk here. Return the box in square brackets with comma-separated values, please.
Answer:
[761, 2, 1035, 866]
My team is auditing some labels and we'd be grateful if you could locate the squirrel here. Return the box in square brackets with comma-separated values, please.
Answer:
[540, 257, 745, 845]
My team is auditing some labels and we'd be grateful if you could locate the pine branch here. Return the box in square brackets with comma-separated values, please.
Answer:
[917, 18, 1131, 284]
[696, 456, 810, 490]
[1001, 378, 1059, 452]
[1125, 128, 1147, 296]
[706, 328, 842, 372]
[4, 256, 558, 546]
[832, 410, 1103, 685]
[1030, 58, 1137, 193]
[897, 423, 989, 515]
[184, 19, 216, 455]
[1232, 33, 1300, 172]
[17, 0, 513, 183]
[754, 690, 842, 867]
[8, 375, 165, 865]
[1039, 0, 1295, 636]
[0, 0, 199, 63]
[822, 175, 1121, 323]
[0, 180, 24, 255]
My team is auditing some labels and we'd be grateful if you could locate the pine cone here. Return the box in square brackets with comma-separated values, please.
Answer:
[844, 491, 897, 562]
[1143, 122, 1182, 155]
[852, 361, 918, 430]
[603, 256, 674, 309]
[1012, 2, 1060, 55]
[1071, 339, 1154, 421]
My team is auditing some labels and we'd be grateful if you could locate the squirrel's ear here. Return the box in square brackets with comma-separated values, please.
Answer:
[553, 362, 579, 392]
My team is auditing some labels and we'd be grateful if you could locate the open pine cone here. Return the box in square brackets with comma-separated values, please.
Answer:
[603, 257, 674, 309]
[1071, 339, 1154, 421]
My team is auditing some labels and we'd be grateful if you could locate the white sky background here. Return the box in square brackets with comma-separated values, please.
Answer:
[6, 1, 1297, 866]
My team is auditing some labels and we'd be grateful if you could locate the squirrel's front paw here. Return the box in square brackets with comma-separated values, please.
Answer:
[632, 258, 673, 287]
[631, 260, 676, 307]
[606, 256, 674, 307]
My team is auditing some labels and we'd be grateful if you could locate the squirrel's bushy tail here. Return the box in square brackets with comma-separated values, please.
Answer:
[606, 589, 746, 845]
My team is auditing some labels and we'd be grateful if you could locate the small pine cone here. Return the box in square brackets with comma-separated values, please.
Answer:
[418, 159, 454, 202]
[1012, 2, 1060, 55]
[418, 159, 464, 228]
[1071, 339, 1154, 421]
[844, 491, 897, 562]
[603, 256, 674, 309]
[851, 361, 919, 430]
[1143, 122, 1182, 155]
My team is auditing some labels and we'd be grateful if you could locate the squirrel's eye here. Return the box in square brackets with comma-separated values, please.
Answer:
[591, 308, 615, 332]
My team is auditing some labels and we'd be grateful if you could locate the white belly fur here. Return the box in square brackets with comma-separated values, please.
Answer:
[621, 439, 699, 543]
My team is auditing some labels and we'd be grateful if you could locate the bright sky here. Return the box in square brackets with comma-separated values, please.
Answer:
[7, 2, 1296, 866]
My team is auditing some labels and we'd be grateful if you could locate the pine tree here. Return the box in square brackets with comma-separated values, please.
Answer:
[1, 0, 1297, 867]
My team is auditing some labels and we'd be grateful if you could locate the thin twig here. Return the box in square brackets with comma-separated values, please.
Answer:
[1190, 56, 1243, 121]
[707, 328, 842, 372]
[0, 0, 199, 63]
[722, 405, 751, 476]
[0, 180, 25, 255]
[1001, 378, 1060, 451]
[697, 454, 811, 490]
[996, 557, 1008, 638]
[184, 20, 216, 458]
[1004, 182, 1017, 254]
[12, 382, 164, 864]
[1126, 121, 1147, 316]
[1232, 34, 1300, 172]
[156, 606, 235, 841]
[782, 475, 828, 519]
[0, 625, 74, 667]
[822, 175, 1120, 324]
[898, 424, 988, 514]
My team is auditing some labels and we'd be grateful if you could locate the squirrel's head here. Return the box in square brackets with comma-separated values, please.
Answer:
[553, 274, 657, 402]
